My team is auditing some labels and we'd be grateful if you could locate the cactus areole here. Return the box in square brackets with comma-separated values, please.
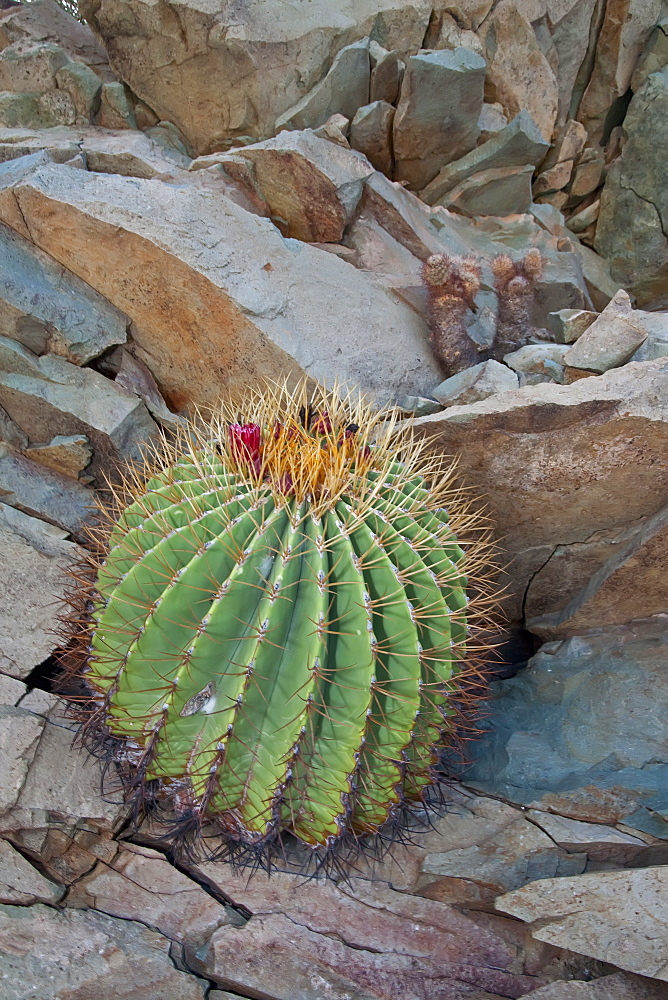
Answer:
[65, 382, 493, 867]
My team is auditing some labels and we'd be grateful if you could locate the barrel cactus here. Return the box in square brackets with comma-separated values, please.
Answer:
[63, 381, 495, 868]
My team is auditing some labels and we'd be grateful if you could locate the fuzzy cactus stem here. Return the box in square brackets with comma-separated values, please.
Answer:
[422, 253, 481, 377]
[491, 248, 545, 358]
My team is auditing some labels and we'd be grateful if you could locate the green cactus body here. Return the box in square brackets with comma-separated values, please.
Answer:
[72, 385, 484, 860]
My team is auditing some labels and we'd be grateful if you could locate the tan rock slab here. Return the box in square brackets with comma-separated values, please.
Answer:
[0, 0, 112, 78]
[522, 972, 668, 999]
[527, 504, 668, 636]
[569, 157, 604, 199]
[232, 129, 373, 241]
[55, 59, 101, 119]
[0, 155, 440, 409]
[412, 359, 668, 623]
[25, 433, 92, 478]
[186, 864, 544, 999]
[578, 0, 663, 143]
[0, 40, 69, 93]
[370, 44, 404, 104]
[496, 867, 668, 981]
[417, 796, 585, 911]
[533, 158, 574, 195]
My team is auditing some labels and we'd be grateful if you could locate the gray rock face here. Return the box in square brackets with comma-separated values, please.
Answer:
[577, 0, 663, 144]
[420, 110, 549, 206]
[0, 703, 44, 816]
[349, 99, 395, 175]
[275, 39, 370, 132]
[0, 904, 207, 999]
[504, 343, 570, 379]
[437, 163, 534, 215]
[393, 47, 486, 190]
[547, 307, 598, 344]
[417, 793, 586, 911]
[457, 619, 668, 838]
[0, 445, 94, 536]
[79, 0, 432, 153]
[0, 88, 76, 128]
[98, 79, 136, 129]
[68, 842, 232, 949]
[565, 289, 650, 372]
[0, 125, 192, 178]
[595, 68, 668, 308]
[55, 59, 102, 119]
[0, 0, 112, 78]
[496, 867, 668, 982]
[0, 219, 128, 362]
[431, 359, 519, 406]
[0, 502, 81, 677]
[0, 703, 126, 834]
[0, 838, 63, 904]
[0, 352, 158, 481]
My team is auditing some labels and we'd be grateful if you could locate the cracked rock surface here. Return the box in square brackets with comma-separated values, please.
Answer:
[0, 1, 667, 997]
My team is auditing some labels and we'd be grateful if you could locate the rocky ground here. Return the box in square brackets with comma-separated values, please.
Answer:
[0, 1, 667, 998]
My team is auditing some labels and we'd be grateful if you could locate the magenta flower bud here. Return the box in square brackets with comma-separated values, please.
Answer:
[229, 422, 262, 473]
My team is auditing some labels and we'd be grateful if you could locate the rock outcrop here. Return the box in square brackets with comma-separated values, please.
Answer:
[0, 2, 666, 998]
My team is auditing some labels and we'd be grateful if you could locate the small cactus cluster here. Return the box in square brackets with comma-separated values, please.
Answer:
[61, 382, 496, 870]
[422, 253, 481, 377]
[490, 248, 545, 358]
[422, 248, 546, 376]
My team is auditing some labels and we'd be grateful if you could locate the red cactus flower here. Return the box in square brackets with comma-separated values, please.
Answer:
[312, 411, 333, 435]
[229, 422, 263, 474]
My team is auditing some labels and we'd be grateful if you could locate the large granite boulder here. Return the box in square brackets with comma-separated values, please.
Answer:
[0, 154, 440, 410]
[79, 0, 433, 153]
[595, 68, 668, 309]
